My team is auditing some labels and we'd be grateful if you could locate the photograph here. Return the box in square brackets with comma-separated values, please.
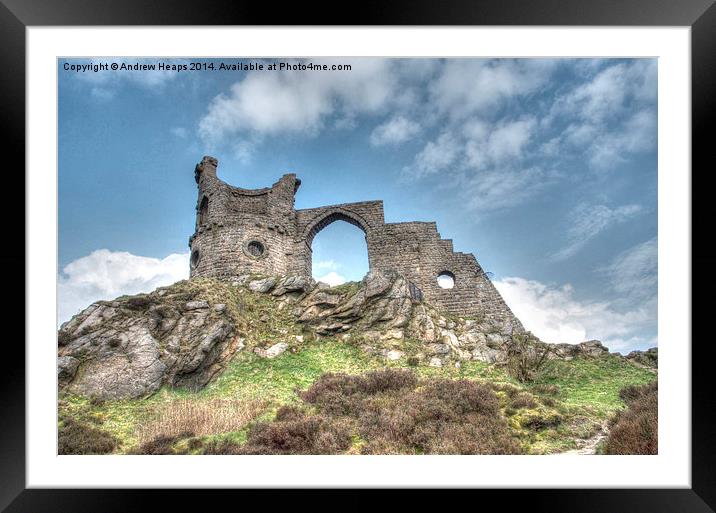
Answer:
[56, 56, 658, 456]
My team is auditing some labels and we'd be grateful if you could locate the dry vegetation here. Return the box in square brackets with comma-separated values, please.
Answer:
[58, 417, 118, 455]
[504, 332, 552, 383]
[135, 398, 266, 447]
[170, 369, 522, 455]
[603, 381, 658, 455]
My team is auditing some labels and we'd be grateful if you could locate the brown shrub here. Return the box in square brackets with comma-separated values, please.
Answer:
[189, 370, 522, 455]
[511, 393, 538, 409]
[540, 396, 557, 407]
[58, 417, 118, 455]
[604, 381, 658, 455]
[300, 369, 418, 415]
[531, 384, 561, 397]
[126, 294, 153, 309]
[201, 438, 243, 455]
[274, 405, 306, 422]
[619, 381, 657, 404]
[504, 333, 551, 383]
[133, 432, 194, 455]
[358, 379, 520, 455]
[239, 409, 352, 455]
[136, 398, 265, 446]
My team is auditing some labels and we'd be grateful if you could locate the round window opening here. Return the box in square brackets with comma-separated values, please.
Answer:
[437, 271, 455, 289]
[247, 240, 265, 257]
[191, 250, 200, 268]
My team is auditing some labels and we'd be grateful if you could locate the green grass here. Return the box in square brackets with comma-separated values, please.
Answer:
[59, 335, 656, 454]
[533, 354, 656, 418]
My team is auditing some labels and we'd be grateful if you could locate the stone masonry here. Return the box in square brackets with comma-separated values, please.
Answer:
[189, 156, 523, 331]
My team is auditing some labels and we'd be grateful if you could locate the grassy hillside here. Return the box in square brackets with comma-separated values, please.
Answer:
[59, 335, 656, 455]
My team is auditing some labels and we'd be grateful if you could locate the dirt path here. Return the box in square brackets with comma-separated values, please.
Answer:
[562, 423, 610, 455]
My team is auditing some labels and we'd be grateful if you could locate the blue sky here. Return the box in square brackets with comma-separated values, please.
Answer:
[58, 58, 657, 352]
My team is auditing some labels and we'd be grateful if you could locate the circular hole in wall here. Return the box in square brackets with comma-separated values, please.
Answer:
[191, 250, 200, 268]
[247, 240, 265, 257]
[437, 271, 455, 289]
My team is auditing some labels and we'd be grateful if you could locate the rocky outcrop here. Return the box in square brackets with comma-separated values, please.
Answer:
[548, 340, 610, 360]
[58, 271, 634, 400]
[57, 283, 241, 400]
[624, 347, 658, 368]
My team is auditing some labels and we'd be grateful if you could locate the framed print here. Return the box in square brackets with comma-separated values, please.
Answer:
[3, 0, 716, 510]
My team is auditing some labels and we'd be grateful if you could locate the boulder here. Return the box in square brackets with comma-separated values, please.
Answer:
[486, 333, 504, 348]
[385, 349, 404, 361]
[255, 342, 289, 359]
[272, 276, 312, 296]
[625, 347, 658, 368]
[428, 357, 443, 368]
[57, 292, 239, 400]
[248, 277, 277, 293]
[578, 340, 609, 357]
[57, 356, 79, 386]
[459, 331, 487, 346]
[185, 300, 210, 311]
[427, 343, 450, 355]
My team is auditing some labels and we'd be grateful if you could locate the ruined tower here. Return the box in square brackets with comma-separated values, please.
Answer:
[189, 156, 523, 331]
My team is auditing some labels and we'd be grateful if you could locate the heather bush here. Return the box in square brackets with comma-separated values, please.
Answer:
[58, 417, 118, 455]
[201, 438, 243, 455]
[300, 369, 418, 415]
[604, 381, 657, 455]
[225, 370, 522, 455]
[358, 379, 520, 455]
[511, 393, 538, 409]
[619, 381, 657, 404]
[133, 432, 194, 455]
[239, 410, 352, 455]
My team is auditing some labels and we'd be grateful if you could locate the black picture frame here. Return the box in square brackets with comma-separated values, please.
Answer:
[2, 0, 714, 510]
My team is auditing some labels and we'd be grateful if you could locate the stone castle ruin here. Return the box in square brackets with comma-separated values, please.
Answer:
[189, 156, 522, 330]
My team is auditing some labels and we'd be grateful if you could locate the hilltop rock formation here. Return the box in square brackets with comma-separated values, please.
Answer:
[58, 287, 240, 400]
[58, 271, 638, 400]
[624, 347, 658, 368]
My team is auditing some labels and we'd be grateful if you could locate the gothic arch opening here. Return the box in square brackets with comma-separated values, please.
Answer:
[309, 215, 369, 287]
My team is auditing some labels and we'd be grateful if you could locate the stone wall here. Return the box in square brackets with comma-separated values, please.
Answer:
[189, 156, 523, 331]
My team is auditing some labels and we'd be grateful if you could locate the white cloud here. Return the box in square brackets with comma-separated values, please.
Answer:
[600, 238, 657, 305]
[462, 166, 555, 214]
[429, 59, 557, 119]
[494, 276, 655, 352]
[551, 203, 642, 261]
[551, 60, 656, 124]
[465, 117, 536, 171]
[370, 116, 420, 146]
[58, 249, 190, 325]
[313, 260, 338, 271]
[232, 140, 255, 164]
[546, 60, 657, 170]
[405, 131, 460, 178]
[495, 236, 657, 352]
[198, 59, 395, 146]
[315, 271, 347, 287]
[583, 108, 657, 170]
